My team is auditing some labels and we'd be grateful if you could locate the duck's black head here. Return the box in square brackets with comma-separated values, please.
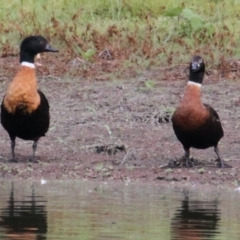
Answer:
[189, 55, 205, 84]
[20, 35, 58, 63]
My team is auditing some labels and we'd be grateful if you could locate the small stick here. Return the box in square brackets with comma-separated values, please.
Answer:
[120, 149, 130, 166]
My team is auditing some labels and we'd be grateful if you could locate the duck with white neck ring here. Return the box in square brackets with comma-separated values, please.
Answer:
[1, 36, 58, 162]
[172, 55, 230, 168]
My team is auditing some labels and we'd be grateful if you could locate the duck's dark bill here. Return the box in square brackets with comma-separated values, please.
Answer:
[45, 44, 58, 52]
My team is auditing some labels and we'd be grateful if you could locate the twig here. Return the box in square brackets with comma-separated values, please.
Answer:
[120, 149, 130, 166]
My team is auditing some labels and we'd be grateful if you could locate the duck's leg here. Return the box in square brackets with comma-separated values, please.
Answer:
[214, 146, 231, 168]
[9, 135, 17, 162]
[184, 147, 190, 168]
[29, 139, 39, 163]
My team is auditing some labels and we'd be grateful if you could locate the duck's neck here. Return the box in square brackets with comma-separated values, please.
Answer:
[20, 51, 35, 64]
[189, 71, 204, 84]
[180, 81, 202, 105]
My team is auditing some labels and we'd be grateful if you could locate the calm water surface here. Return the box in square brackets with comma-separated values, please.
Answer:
[0, 180, 239, 240]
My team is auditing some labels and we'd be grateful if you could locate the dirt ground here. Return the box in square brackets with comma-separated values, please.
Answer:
[0, 55, 240, 187]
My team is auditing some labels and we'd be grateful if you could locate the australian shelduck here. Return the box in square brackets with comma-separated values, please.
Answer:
[1, 36, 58, 162]
[172, 55, 230, 168]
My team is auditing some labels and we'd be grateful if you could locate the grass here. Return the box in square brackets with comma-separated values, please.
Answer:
[0, 0, 240, 78]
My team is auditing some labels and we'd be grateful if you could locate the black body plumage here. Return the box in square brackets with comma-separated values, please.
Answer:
[173, 104, 223, 151]
[1, 90, 49, 141]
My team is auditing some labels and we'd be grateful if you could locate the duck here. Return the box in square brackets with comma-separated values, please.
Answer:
[172, 55, 230, 168]
[1, 36, 58, 162]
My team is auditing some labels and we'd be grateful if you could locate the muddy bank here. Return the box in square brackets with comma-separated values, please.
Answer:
[0, 56, 239, 186]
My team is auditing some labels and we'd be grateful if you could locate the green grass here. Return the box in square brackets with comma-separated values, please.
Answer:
[0, 0, 240, 71]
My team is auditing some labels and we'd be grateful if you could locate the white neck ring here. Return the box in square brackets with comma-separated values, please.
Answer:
[21, 62, 35, 69]
[188, 81, 202, 87]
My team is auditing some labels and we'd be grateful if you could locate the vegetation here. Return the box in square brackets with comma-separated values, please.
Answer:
[0, 0, 240, 77]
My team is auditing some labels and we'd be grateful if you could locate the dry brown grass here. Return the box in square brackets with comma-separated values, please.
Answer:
[0, 1, 240, 80]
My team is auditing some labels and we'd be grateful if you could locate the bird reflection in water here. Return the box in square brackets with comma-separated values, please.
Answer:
[171, 192, 220, 240]
[0, 184, 47, 240]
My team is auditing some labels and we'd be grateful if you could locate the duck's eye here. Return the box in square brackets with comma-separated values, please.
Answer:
[37, 39, 43, 45]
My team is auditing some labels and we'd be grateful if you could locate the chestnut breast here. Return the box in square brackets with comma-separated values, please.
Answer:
[172, 83, 209, 131]
[3, 66, 40, 113]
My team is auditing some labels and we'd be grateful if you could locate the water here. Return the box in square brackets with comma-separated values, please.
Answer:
[0, 181, 239, 240]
